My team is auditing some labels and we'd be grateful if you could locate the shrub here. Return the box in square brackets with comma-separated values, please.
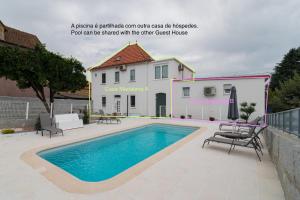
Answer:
[1, 129, 15, 134]
[240, 102, 256, 123]
[188, 115, 192, 119]
[180, 115, 185, 119]
[83, 109, 89, 124]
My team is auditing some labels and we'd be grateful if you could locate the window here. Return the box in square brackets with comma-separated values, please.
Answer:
[101, 73, 106, 84]
[102, 96, 106, 107]
[130, 95, 136, 108]
[162, 65, 168, 78]
[223, 84, 232, 95]
[94, 73, 97, 77]
[130, 69, 135, 81]
[155, 66, 161, 79]
[182, 87, 190, 97]
[115, 71, 120, 83]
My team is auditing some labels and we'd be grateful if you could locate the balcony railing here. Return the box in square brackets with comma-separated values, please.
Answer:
[266, 108, 300, 138]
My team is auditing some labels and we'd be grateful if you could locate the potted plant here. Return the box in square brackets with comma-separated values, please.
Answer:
[209, 117, 215, 121]
[188, 115, 192, 119]
[240, 102, 256, 123]
[180, 115, 185, 119]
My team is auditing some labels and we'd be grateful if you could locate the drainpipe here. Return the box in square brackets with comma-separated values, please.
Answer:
[170, 78, 173, 118]
[146, 62, 149, 116]
[265, 75, 271, 124]
[127, 95, 129, 116]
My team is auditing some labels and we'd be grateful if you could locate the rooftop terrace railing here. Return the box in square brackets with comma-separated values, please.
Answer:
[266, 107, 300, 138]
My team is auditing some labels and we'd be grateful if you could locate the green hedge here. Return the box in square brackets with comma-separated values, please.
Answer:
[1, 129, 15, 134]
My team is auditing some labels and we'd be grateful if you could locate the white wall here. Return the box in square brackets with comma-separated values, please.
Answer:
[172, 78, 266, 120]
[92, 59, 266, 120]
[91, 59, 193, 116]
[148, 59, 192, 116]
[92, 62, 149, 115]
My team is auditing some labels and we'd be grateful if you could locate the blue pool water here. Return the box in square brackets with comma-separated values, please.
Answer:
[38, 124, 198, 182]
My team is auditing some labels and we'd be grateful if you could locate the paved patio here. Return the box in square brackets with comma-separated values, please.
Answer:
[0, 118, 284, 200]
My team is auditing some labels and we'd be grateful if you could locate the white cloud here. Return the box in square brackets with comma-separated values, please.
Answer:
[1, 0, 299, 77]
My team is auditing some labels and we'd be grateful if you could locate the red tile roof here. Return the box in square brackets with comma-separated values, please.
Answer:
[0, 21, 41, 49]
[92, 43, 153, 70]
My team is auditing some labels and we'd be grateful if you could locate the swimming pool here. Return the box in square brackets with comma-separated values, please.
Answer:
[38, 124, 198, 182]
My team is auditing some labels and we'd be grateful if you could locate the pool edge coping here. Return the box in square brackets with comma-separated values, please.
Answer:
[21, 122, 207, 194]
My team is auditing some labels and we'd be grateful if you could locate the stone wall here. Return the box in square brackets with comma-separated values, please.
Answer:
[264, 127, 300, 200]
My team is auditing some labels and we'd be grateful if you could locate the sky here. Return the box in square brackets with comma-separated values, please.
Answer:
[1, 0, 300, 77]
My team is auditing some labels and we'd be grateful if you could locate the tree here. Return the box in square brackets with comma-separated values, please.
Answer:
[240, 102, 256, 123]
[268, 73, 300, 112]
[270, 47, 300, 90]
[268, 90, 288, 113]
[0, 45, 87, 113]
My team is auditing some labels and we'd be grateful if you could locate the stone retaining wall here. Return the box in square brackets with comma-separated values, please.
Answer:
[264, 127, 300, 200]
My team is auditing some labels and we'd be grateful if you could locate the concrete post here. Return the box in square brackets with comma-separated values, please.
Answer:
[25, 102, 29, 120]
[281, 113, 284, 132]
[50, 103, 53, 118]
[289, 111, 292, 133]
[283, 112, 286, 132]
[298, 109, 300, 138]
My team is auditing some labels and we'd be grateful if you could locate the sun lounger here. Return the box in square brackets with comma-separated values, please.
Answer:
[219, 116, 262, 132]
[108, 116, 121, 124]
[96, 110, 109, 124]
[214, 125, 264, 149]
[202, 125, 267, 161]
[39, 113, 63, 138]
[214, 126, 256, 139]
[97, 110, 121, 124]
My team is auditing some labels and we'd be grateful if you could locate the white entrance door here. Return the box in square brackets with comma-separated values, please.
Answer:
[114, 96, 121, 113]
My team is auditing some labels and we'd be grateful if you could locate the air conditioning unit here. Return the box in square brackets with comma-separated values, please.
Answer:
[120, 65, 127, 71]
[178, 64, 184, 71]
[204, 86, 216, 96]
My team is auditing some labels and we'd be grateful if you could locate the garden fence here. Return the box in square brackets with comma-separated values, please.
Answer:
[266, 107, 300, 138]
[0, 98, 88, 121]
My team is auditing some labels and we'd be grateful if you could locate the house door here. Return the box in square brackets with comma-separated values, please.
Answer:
[114, 95, 121, 113]
[156, 93, 166, 117]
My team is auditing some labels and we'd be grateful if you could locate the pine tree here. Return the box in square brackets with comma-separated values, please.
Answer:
[270, 47, 300, 90]
[269, 73, 300, 112]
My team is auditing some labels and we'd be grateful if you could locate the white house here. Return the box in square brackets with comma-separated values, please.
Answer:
[90, 43, 270, 120]
[172, 75, 270, 120]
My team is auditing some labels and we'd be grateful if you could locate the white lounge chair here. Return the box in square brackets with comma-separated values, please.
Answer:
[54, 113, 83, 130]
